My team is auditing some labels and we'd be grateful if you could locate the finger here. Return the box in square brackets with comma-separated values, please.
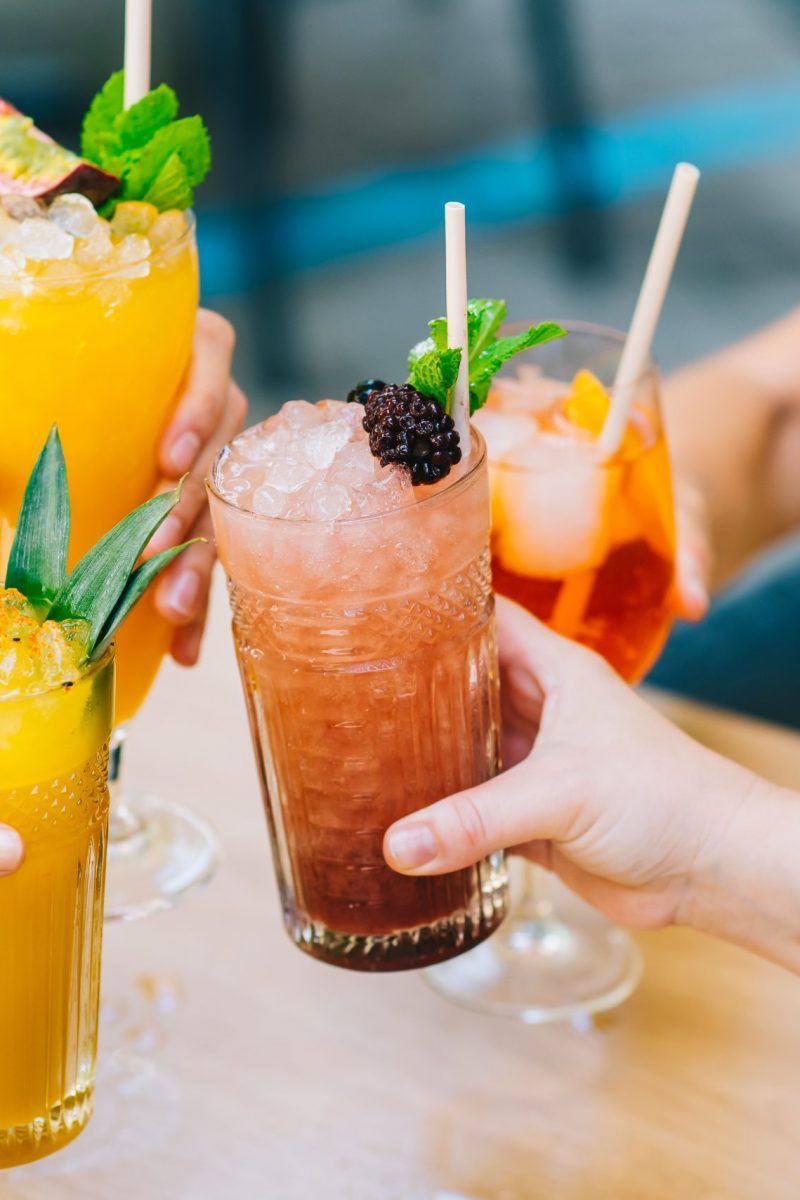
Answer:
[383, 750, 582, 876]
[170, 605, 208, 668]
[148, 381, 247, 557]
[495, 595, 610, 733]
[673, 481, 712, 620]
[0, 825, 24, 876]
[154, 507, 215, 626]
[158, 310, 237, 476]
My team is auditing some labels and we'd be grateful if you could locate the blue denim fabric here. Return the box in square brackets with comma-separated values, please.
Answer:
[647, 535, 800, 730]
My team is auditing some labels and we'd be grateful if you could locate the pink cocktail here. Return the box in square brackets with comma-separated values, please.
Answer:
[209, 400, 508, 971]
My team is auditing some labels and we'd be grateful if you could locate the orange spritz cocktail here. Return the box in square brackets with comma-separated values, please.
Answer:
[476, 323, 674, 683]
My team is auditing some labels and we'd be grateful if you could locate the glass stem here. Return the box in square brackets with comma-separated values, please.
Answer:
[515, 863, 554, 923]
[107, 726, 144, 846]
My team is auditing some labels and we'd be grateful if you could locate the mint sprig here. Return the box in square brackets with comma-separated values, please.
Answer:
[81, 71, 211, 213]
[407, 299, 566, 415]
[5, 427, 196, 659]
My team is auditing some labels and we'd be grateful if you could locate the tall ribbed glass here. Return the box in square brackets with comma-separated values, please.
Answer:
[209, 431, 508, 971]
[0, 650, 114, 1166]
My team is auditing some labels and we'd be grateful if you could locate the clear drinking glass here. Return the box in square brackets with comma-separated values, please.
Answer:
[208, 429, 508, 971]
[0, 648, 115, 1166]
[0, 214, 216, 920]
[425, 322, 675, 1020]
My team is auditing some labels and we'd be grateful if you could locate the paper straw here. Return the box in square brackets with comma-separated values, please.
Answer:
[124, 0, 153, 109]
[445, 201, 471, 459]
[598, 162, 700, 459]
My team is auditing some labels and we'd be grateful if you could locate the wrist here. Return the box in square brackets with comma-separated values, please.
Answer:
[680, 767, 800, 972]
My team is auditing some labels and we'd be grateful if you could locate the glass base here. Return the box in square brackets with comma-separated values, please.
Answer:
[285, 856, 509, 973]
[424, 876, 643, 1023]
[0, 1085, 93, 1168]
[104, 794, 219, 923]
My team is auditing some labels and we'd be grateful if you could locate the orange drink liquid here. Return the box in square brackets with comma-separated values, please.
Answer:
[0, 650, 115, 1166]
[0, 209, 198, 721]
[476, 324, 674, 684]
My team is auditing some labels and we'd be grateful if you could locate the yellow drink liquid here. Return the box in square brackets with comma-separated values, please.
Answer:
[0, 649, 114, 1166]
[0, 216, 198, 722]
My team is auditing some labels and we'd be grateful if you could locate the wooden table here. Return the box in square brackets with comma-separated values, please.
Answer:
[7, 578, 800, 1199]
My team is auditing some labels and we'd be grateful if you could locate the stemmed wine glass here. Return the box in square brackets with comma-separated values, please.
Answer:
[425, 322, 674, 1021]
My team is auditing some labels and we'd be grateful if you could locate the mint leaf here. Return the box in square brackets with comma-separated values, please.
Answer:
[5, 427, 70, 609]
[407, 347, 462, 411]
[80, 72, 211, 212]
[81, 71, 124, 165]
[408, 300, 565, 414]
[116, 84, 178, 151]
[470, 321, 567, 412]
[428, 318, 448, 352]
[123, 116, 210, 198]
[141, 152, 193, 211]
[467, 298, 506, 365]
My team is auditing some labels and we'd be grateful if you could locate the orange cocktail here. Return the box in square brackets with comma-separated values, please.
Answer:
[476, 322, 674, 683]
[0, 202, 198, 721]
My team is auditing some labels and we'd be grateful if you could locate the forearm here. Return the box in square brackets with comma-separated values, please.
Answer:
[682, 773, 800, 973]
[665, 309, 800, 587]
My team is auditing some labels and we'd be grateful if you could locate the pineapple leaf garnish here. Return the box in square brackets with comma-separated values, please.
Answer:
[5, 426, 70, 609]
[408, 298, 566, 415]
[48, 481, 186, 654]
[92, 539, 201, 659]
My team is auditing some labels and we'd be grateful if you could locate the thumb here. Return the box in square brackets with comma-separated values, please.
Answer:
[383, 750, 578, 876]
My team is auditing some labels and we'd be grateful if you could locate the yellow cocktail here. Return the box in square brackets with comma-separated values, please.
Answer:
[0, 204, 198, 722]
[0, 645, 115, 1166]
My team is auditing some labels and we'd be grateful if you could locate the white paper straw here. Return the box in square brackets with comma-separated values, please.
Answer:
[445, 201, 471, 459]
[124, 0, 153, 109]
[598, 162, 700, 459]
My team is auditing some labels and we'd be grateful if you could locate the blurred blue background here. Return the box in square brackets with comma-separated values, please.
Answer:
[4, 0, 800, 416]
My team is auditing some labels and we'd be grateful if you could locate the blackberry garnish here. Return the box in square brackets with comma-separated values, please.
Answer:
[362, 383, 462, 486]
[347, 379, 387, 406]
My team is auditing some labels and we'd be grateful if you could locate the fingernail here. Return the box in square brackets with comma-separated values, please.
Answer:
[386, 823, 437, 869]
[168, 431, 201, 474]
[148, 514, 183, 555]
[0, 827, 23, 874]
[165, 569, 201, 619]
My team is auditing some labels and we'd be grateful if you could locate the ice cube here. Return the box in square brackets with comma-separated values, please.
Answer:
[114, 234, 151, 279]
[304, 481, 352, 521]
[264, 459, 318, 493]
[252, 485, 288, 517]
[492, 435, 618, 577]
[40, 260, 81, 285]
[490, 372, 567, 414]
[148, 209, 189, 250]
[95, 278, 132, 310]
[17, 218, 74, 261]
[74, 223, 113, 266]
[1, 195, 46, 222]
[360, 466, 412, 514]
[0, 244, 26, 276]
[473, 408, 540, 463]
[302, 421, 351, 470]
[48, 193, 100, 239]
[281, 400, 324, 430]
[111, 201, 159, 236]
[328, 441, 376, 490]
